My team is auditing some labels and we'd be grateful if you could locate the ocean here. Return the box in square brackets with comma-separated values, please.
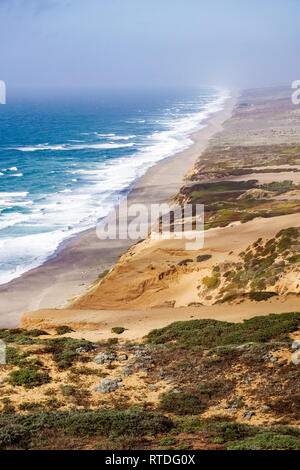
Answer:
[0, 87, 228, 285]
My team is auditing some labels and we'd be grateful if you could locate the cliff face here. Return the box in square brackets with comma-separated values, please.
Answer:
[70, 215, 299, 310]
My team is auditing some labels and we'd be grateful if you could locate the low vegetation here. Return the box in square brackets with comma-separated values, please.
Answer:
[111, 327, 125, 335]
[197, 228, 299, 303]
[0, 310, 299, 449]
[146, 312, 300, 349]
[0, 410, 172, 450]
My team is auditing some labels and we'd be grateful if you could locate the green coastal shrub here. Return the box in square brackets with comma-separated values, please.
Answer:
[158, 393, 206, 415]
[212, 422, 255, 442]
[43, 337, 94, 369]
[249, 291, 277, 301]
[60, 385, 75, 396]
[111, 327, 125, 335]
[0, 409, 173, 449]
[55, 326, 74, 335]
[202, 274, 220, 289]
[160, 436, 177, 447]
[8, 367, 51, 388]
[146, 312, 300, 349]
[288, 254, 300, 263]
[25, 329, 48, 337]
[227, 432, 300, 450]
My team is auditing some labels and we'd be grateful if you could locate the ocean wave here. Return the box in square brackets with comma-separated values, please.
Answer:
[94, 133, 136, 140]
[1, 167, 18, 172]
[0, 191, 28, 197]
[12, 142, 135, 152]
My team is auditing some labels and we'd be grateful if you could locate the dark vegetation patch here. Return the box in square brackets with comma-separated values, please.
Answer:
[248, 292, 278, 301]
[158, 393, 206, 415]
[0, 410, 172, 449]
[146, 312, 300, 349]
[3, 406, 298, 450]
[178, 259, 194, 266]
[176, 142, 300, 228]
[55, 326, 74, 336]
[111, 327, 125, 335]
[0, 329, 41, 345]
[227, 432, 300, 450]
[197, 254, 212, 263]
[40, 337, 94, 370]
[8, 367, 51, 389]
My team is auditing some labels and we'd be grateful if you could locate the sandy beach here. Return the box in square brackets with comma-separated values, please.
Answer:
[0, 93, 237, 328]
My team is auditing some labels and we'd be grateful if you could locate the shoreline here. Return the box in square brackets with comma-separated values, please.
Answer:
[0, 92, 237, 328]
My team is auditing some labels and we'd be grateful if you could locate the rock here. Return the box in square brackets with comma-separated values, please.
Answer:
[292, 340, 300, 351]
[164, 378, 174, 384]
[76, 347, 90, 353]
[133, 351, 152, 360]
[262, 406, 271, 413]
[119, 354, 128, 361]
[227, 397, 244, 409]
[238, 188, 271, 200]
[133, 362, 144, 369]
[264, 352, 278, 362]
[244, 376, 253, 384]
[94, 378, 122, 394]
[236, 342, 256, 350]
[243, 411, 255, 421]
[234, 375, 242, 381]
[147, 385, 158, 392]
[166, 387, 182, 394]
[114, 377, 122, 383]
[94, 351, 117, 365]
[121, 368, 132, 377]
[225, 408, 237, 415]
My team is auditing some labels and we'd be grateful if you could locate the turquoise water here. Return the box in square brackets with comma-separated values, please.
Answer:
[0, 87, 228, 284]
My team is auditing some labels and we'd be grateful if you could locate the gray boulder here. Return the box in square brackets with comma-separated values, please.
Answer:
[119, 354, 128, 361]
[121, 368, 132, 377]
[243, 410, 255, 421]
[94, 377, 122, 394]
[94, 351, 117, 365]
[292, 340, 300, 351]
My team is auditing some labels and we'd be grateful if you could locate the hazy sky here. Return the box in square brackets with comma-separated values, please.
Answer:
[0, 0, 300, 91]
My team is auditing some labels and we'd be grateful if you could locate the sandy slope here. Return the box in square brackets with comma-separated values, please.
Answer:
[71, 213, 300, 310]
[20, 295, 300, 342]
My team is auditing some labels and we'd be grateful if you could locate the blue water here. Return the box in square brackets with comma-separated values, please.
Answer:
[0, 87, 228, 284]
